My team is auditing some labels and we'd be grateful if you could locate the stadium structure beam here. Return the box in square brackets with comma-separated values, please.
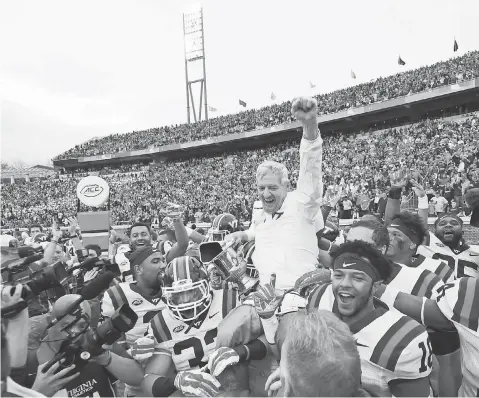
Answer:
[183, 7, 208, 124]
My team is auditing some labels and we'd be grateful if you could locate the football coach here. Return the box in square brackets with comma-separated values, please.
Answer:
[226, 97, 323, 290]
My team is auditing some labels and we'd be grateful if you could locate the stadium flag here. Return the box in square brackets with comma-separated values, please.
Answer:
[271, 92, 276, 100]
[309, 81, 316, 88]
[398, 56, 406, 66]
[239, 99, 247, 107]
[351, 70, 356, 79]
[208, 106, 217, 112]
[453, 39, 459, 52]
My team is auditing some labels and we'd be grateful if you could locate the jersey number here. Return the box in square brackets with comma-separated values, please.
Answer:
[418, 338, 433, 372]
[432, 253, 478, 278]
[173, 329, 218, 368]
[436, 283, 455, 303]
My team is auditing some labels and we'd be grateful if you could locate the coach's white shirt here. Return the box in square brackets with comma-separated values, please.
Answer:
[247, 135, 323, 290]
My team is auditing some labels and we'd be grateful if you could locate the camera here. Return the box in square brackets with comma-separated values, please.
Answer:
[44, 304, 138, 372]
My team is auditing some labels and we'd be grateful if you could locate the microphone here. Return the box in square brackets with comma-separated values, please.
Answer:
[48, 271, 115, 327]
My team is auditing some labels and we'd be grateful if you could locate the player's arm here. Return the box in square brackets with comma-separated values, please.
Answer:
[389, 377, 431, 397]
[92, 343, 144, 387]
[378, 286, 454, 331]
[411, 180, 429, 230]
[166, 217, 189, 263]
[293, 98, 323, 223]
[141, 352, 177, 397]
[185, 227, 207, 244]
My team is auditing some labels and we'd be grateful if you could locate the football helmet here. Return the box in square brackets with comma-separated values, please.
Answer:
[208, 213, 238, 241]
[162, 256, 212, 322]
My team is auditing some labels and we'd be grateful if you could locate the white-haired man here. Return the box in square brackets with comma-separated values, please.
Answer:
[226, 97, 323, 290]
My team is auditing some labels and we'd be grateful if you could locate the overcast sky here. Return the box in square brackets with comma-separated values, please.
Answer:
[1, 0, 478, 166]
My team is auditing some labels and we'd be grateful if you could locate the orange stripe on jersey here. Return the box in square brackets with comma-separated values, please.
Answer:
[410, 270, 441, 299]
[307, 283, 330, 312]
[151, 312, 172, 344]
[452, 277, 479, 331]
[370, 316, 423, 372]
[107, 285, 128, 310]
[435, 261, 454, 283]
[221, 288, 237, 318]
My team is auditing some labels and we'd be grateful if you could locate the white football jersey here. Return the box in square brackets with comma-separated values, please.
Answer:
[410, 254, 455, 284]
[147, 288, 239, 371]
[385, 263, 445, 300]
[102, 282, 165, 346]
[417, 232, 479, 279]
[308, 284, 432, 397]
[435, 277, 479, 396]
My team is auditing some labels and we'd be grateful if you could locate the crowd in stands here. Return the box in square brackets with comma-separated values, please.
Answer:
[54, 51, 479, 160]
[2, 114, 478, 229]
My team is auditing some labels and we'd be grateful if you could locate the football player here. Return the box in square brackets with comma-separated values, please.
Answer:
[207, 213, 239, 242]
[385, 178, 479, 279]
[378, 276, 479, 397]
[307, 241, 432, 397]
[101, 247, 166, 397]
[141, 256, 240, 397]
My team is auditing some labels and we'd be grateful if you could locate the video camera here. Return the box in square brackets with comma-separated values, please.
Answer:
[71, 256, 120, 277]
[44, 304, 138, 372]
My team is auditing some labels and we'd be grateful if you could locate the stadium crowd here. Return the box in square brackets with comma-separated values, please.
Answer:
[2, 114, 478, 229]
[53, 51, 479, 160]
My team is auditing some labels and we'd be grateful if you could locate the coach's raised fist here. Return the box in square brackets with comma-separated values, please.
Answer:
[291, 97, 318, 123]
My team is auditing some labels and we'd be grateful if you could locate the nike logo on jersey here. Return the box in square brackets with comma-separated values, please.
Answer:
[342, 262, 356, 268]
[356, 341, 368, 348]
[470, 252, 479, 257]
[391, 224, 400, 227]
[209, 311, 219, 319]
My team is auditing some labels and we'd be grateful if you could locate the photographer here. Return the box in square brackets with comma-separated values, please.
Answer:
[1, 284, 76, 397]
[36, 294, 144, 397]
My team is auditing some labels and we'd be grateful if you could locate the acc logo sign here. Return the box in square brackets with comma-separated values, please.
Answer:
[173, 325, 185, 333]
[76, 176, 110, 207]
[80, 184, 104, 198]
[132, 299, 143, 306]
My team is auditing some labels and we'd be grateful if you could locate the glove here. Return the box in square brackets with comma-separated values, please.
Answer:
[208, 347, 240, 377]
[131, 336, 155, 362]
[246, 264, 259, 279]
[293, 269, 331, 297]
[252, 283, 283, 319]
[174, 370, 221, 397]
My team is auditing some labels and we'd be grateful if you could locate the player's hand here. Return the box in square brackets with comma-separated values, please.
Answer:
[131, 336, 155, 361]
[208, 347, 240, 377]
[224, 231, 247, 249]
[67, 216, 79, 236]
[291, 97, 318, 124]
[265, 367, 282, 397]
[32, 361, 80, 396]
[293, 269, 331, 297]
[252, 283, 283, 319]
[410, 179, 426, 198]
[323, 184, 343, 208]
[226, 251, 247, 283]
[174, 369, 221, 397]
[51, 220, 62, 241]
[390, 169, 408, 188]
[161, 216, 174, 229]
[165, 202, 185, 220]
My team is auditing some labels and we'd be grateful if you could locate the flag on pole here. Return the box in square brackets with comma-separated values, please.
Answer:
[271, 92, 276, 100]
[351, 70, 356, 79]
[453, 39, 459, 52]
[398, 56, 406, 66]
[208, 106, 217, 112]
[309, 81, 316, 88]
[239, 99, 247, 107]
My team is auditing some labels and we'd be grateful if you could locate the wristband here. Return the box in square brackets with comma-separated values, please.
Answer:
[388, 187, 402, 200]
[260, 315, 279, 344]
[417, 196, 428, 210]
[150, 375, 177, 397]
[243, 345, 250, 361]
[420, 297, 427, 325]
[96, 351, 112, 367]
[378, 286, 399, 310]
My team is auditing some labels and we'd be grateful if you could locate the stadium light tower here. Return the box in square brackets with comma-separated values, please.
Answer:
[183, 5, 208, 123]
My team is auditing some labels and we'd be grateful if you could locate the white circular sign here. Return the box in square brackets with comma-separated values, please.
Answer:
[76, 176, 110, 207]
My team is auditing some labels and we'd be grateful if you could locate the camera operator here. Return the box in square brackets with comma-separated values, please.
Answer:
[36, 294, 144, 397]
[1, 284, 76, 397]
